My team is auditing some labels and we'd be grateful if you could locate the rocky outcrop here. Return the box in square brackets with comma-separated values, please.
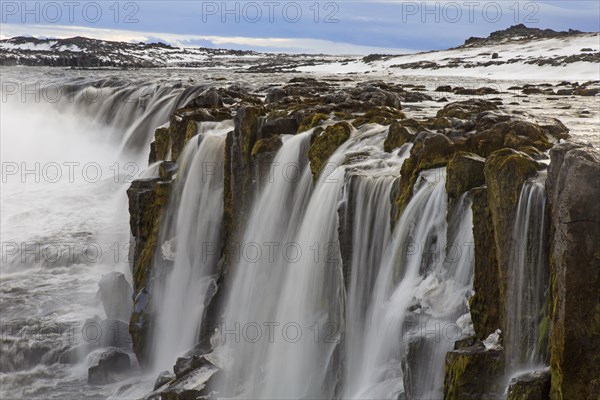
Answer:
[98, 272, 133, 322]
[88, 348, 132, 385]
[468, 187, 502, 340]
[444, 341, 505, 400]
[395, 131, 456, 217]
[308, 122, 353, 180]
[546, 144, 600, 400]
[127, 174, 173, 365]
[383, 122, 417, 153]
[507, 369, 551, 400]
[483, 149, 539, 350]
[446, 152, 486, 203]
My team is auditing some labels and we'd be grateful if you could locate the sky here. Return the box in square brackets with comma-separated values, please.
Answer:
[0, 1, 599, 54]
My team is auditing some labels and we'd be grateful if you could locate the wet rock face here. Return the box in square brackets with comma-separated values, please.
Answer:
[546, 144, 600, 400]
[484, 149, 539, 316]
[444, 341, 505, 400]
[383, 122, 417, 153]
[149, 356, 221, 400]
[436, 99, 498, 120]
[507, 369, 551, 400]
[395, 131, 456, 217]
[88, 348, 132, 385]
[468, 187, 502, 340]
[98, 272, 133, 322]
[308, 122, 353, 180]
[445, 152, 485, 202]
[127, 177, 173, 366]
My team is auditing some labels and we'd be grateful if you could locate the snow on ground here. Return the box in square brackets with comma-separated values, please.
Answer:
[297, 33, 600, 81]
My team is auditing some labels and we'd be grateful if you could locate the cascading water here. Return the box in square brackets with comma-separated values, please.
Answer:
[505, 175, 549, 373]
[343, 174, 396, 391]
[3, 69, 579, 400]
[151, 122, 229, 371]
[0, 73, 214, 399]
[216, 131, 316, 398]
[218, 125, 409, 399]
[344, 169, 449, 399]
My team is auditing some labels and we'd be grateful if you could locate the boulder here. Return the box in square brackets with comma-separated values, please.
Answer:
[265, 87, 286, 103]
[384, 123, 417, 153]
[444, 342, 505, 400]
[186, 88, 224, 108]
[394, 132, 456, 218]
[88, 348, 132, 385]
[260, 117, 298, 137]
[352, 106, 405, 127]
[308, 122, 352, 180]
[507, 369, 551, 400]
[436, 85, 453, 92]
[97, 272, 133, 321]
[298, 112, 329, 132]
[159, 357, 221, 400]
[546, 144, 600, 400]
[436, 99, 498, 119]
[446, 152, 485, 202]
[154, 370, 175, 390]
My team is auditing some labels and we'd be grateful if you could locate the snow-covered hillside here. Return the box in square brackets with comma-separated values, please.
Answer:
[1, 25, 598, 81]
[298, 25, 600, 81]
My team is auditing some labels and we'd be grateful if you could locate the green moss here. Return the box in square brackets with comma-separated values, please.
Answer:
[444, 345, 505, 400]
[298, 112, 329, 132]
[383, 123, 415, 153]
[394, 133, 455, 219]
[333, 111, 353, 120]
[352, 106, 405, 127]
[446, 152, 486, 202]
[252, 136, 283, 157]
[308, 122, 352, 180]
[185, 121, 198, 145]
[469, 187, 503, 340]
[154, 127, 170, 161]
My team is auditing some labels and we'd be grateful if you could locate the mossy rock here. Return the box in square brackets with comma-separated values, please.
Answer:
[469, 187, 503, 340]
[444, 342, 505, 400]
[446, 152, 486, 201]
[437, 99, 498, 120]
[483, 149, 538, 345]
[169, 108, 216, 162]
[507, 369, 551, 400]
[352, 106, 406, 127]
[126, 178, 172, 366]
[252, 136, 283, 157]
[308, 122, 352, 180]
[298, 112, 329, 132]
[154, 127, 170, 162]
[462, 117, 553, 157]
[546, 146, 600, 400]
[518, 146, 549, 160]
[383, 122, 416, 153]
[394, 132, 456, 218]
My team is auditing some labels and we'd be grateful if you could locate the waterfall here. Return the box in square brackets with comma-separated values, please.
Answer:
[151, 123, 229, 371]
[217, 131, 315, 397]
[343, 169, 448, 399]
[218, 125, 408, 399]
[505, 176, 549, 372]
[343, 168, 474, 399]
[343, 174, 396, 391]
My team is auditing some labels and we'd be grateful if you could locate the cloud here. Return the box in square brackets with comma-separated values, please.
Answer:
[0, 23, 416, 55]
